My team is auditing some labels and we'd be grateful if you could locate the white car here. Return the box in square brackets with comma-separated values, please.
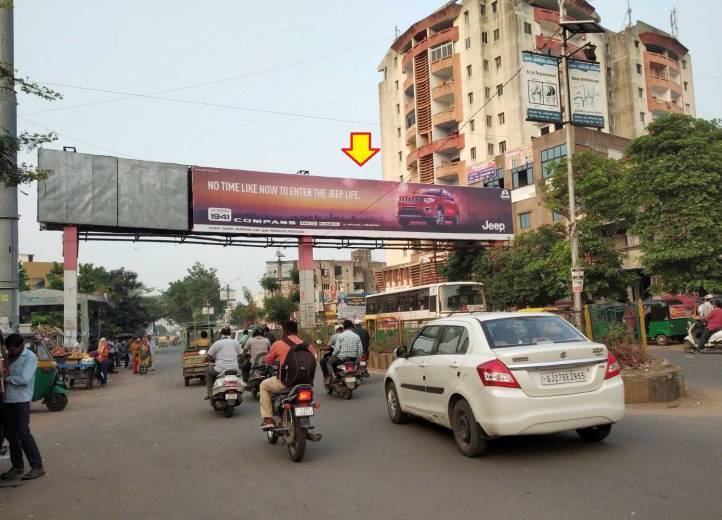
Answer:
[384, 312, 625, 457]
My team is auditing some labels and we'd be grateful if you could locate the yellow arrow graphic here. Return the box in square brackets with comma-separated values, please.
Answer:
[341, 132, 380, 167]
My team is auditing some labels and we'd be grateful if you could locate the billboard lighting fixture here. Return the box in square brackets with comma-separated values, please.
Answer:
[297, 169, 310, 175]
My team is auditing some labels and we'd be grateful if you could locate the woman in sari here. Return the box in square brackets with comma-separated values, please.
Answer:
[130, 338, 140, 374]
[96, 338, 110, 386]
[138, 337, 151, 375]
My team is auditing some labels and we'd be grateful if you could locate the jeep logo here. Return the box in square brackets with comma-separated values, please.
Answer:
[500, 190, 511, 200]
[208, 207, 231, 222]
[481, 220, 505, 232]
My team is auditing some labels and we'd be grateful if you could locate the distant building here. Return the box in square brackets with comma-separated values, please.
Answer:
[19, 254, 61, 290]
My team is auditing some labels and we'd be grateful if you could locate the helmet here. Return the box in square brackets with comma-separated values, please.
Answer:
[354, 319, 362, 325]
[705, 294, 714, 301]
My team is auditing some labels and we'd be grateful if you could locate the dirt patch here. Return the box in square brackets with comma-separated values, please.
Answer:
[627, 387, 722, 417]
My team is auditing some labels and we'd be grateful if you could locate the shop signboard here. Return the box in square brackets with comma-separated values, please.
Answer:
[568, 59, 605, 128]
[521, 51, 562, 124]
[192, 166, 514, 241]
[467, 162, 497, 185]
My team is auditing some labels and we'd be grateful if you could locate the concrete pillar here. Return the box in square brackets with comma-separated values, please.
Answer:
[297, 237, 315, 330]
[0, 6, 18, 332]
[63, 226, 79, 349]
[80, 297, 89, 350]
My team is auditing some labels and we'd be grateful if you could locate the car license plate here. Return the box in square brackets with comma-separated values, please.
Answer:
[540, 369, 587, 385]
[344, 377, 356, 384]
[225, 393, 236, 400]
[295, 406, 314, 417]
[359, 361, 367, 367]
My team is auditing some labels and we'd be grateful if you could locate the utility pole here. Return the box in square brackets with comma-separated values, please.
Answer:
[0, 4, 18, 333]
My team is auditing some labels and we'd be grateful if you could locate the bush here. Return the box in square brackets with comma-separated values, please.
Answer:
[602, 324, 651, 369]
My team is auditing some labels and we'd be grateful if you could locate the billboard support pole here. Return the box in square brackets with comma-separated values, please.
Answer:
[63, 226, 80, 349]
[0, 5, 18, 333]
[297, 237, 315, 331]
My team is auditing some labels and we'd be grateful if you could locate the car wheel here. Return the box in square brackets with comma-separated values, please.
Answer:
[452, 400, 487, 457]
[655, 334, 669, 346]
[576, 424, 612, 442]
[431, 207, 445, 226]
[45, 393, 68, 412]
[385, 382, 408, 424]
[399, 218, 411, 228]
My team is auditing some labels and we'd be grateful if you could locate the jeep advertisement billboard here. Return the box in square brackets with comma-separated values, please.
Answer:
[192, 166, 513, 241]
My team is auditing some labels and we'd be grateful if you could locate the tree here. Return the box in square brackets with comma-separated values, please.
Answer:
[228, 304, 248, 327]
[78, 263, 111, 294]
[18, 262, 29, 291]
[163, 262, 222, 324]
[260, 275, 280, 295]
[263, 295, 297, 324]
[0, 61, 61, 186]
[627, 114, 722, 293]
[45, 262, 64, 290]
[440, 242, 485, 282]
[242, 287, 259, 324]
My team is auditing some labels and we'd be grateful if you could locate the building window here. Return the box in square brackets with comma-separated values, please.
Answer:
[406, 110, 416, 128]
[606, 66, 612, 79]
[685, 103, 691, 113]
[496, 84, 504, 96]
[604, 43, 610, 55]
[495, 56, 502, 68]
[485, 86, 491, 99]
[397, 127, 401, 137]
[491, 1, 497, 14]
[638, 87, 643, 98]
[482, 32, 488, 44]
[541, 143, 567, 178]
[469, 119, 475, 131]
[540, 126, 549, 135]
[684, 81, 688, 91]
[636, 63, 642, 74]
[398, 151, 402, 162]
[484, 167, 504, 188]
[430, 42, 453, 62]
[486, 115, 492, 127]
[465, 37, 471, 49]
[499, 140, 507, 153]
[395, 80, 399, 90]
[519, 212, 531, 229]
[467, 64, 472, 77]
[470, 146, 477, 160]
[608, 89, 613, 101]
[480, 2, 486, 16]
[512, 164, 533, 188]
[334, 266, 343, 277]
[468, 91, 474, 104]
[394, 56, 398, 67]
[640, 111, 646, 123]
[524, 22, 532, 35]
[396, 103, 400, 114]
[493, 28, 500, 41]
[483, 59, 489, 71]
[488, 143, 494, 156]
[682, 59, 686, 69]
[552, 211, 564, 221]
[497, 112, 505, 124]
[464, 10, 469, 22]
[609, 114, 615, 127]
[634, 40, 639, 48]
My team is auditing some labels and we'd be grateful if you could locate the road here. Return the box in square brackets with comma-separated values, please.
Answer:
[1, 346, 721, 520]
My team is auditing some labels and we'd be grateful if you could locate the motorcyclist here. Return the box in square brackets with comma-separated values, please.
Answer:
[241, 328, 271, 382]
[354, 319, 371, 358]
[319, 325, 343, 381]
[697, 300, 722, 353]
[697, 295, 714, 319]
[203, 327, 242, 399]
[324, 320, 362, 385]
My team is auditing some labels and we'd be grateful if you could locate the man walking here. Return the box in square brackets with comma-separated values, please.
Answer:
[1, 334, 45, 480]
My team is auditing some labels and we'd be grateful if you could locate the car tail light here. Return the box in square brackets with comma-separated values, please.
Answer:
[476, 359, 520, 388]
[297, 389, 313, 402]
[360, 354, 368, 361]
[604, 352, 621, 380]
[345, 364, 356, 371]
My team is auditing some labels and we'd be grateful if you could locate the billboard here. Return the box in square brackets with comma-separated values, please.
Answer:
[467, 162, 497, 185]
[192, 166, 513, 241]
[521, 52, 561, 124]
[504, 144, 533, 170]
[569, 59, 605, 128]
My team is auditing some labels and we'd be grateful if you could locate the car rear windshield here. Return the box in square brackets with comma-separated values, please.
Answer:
[480, 316, 586, 349]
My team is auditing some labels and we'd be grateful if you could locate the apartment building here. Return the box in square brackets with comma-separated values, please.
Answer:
[19, 254, 60, 290]
[263, 250, 384, 311]
[605, 21, 695, 139]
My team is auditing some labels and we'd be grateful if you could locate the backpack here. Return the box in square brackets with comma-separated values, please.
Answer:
[280, 338, 316, 387]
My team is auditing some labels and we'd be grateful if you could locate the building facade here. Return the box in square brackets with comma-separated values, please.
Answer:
[19, 255, 61, 290]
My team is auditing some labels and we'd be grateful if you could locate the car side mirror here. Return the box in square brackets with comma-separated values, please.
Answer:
[395, 345, 408, 359]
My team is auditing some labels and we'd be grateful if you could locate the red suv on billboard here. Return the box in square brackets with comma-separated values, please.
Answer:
[396, 188, 461, 227]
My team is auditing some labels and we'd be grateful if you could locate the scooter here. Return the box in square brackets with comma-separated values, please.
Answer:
[358, 354, 369, 382]
[200, 350, 245, 418]
[244, 356, 272, 400]
[266, 384, 322, 462]
[324, 358, 360, 400]
[683, 319, 722, 353]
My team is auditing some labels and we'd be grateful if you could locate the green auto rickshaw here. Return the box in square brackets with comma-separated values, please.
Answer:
[643, 299, 692, 346]
[21, 334, 69, 412]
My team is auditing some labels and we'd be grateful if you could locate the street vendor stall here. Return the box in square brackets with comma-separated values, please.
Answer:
[63, 350, 97, 389]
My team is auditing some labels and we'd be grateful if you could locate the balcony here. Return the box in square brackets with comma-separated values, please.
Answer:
[404, 99, 416, 116]
[432, 107, 457, 128]
[435, 160, 465, 181]
[406, 123, 417, 143]
[647, 72, 682, 95]
[402, 26, 459, 69]
[646, 51, 680, 71]
[648, 96, 684, 114]
[534, 7, 559, 25]
[406, 148, 419, 169]
[430, 55, 454, 77]
[403, 76, 414, 94]
[432, 79, 455, 102]
[415, 133, 465, 159]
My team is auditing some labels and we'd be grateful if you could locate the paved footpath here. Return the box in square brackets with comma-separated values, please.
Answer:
[1, 345, 721, 520]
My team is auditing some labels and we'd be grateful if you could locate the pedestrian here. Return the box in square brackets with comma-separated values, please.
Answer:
[147, 335, 156, 371]
[697, 300, 722, 353]
[96, 338, 110, 386]
[354, 319, 371, 357]
[138, 338, 151, 375]
[0, 333, 45, 480]
[107, 339, 117, 374]
[131, 337, 140, 374]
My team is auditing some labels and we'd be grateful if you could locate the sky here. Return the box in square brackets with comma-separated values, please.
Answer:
[14, 1, 722, 296]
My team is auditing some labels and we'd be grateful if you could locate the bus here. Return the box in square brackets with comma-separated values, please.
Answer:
[365, 282, 487, 348]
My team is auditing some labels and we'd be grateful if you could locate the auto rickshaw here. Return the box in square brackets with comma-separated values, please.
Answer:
[182, 324, 214, 386]
[643, 299, 692, 346]
[21, 334, 69, 411]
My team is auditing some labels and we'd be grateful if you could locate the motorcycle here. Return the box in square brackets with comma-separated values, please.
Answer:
[683, 319, 722, 353]
[358, 354, 369, 381]
[244, 353, 272, 399]
[200, 350, 244, 418]
[324, 358, 360, 400]
[266, 384, 322, 462]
